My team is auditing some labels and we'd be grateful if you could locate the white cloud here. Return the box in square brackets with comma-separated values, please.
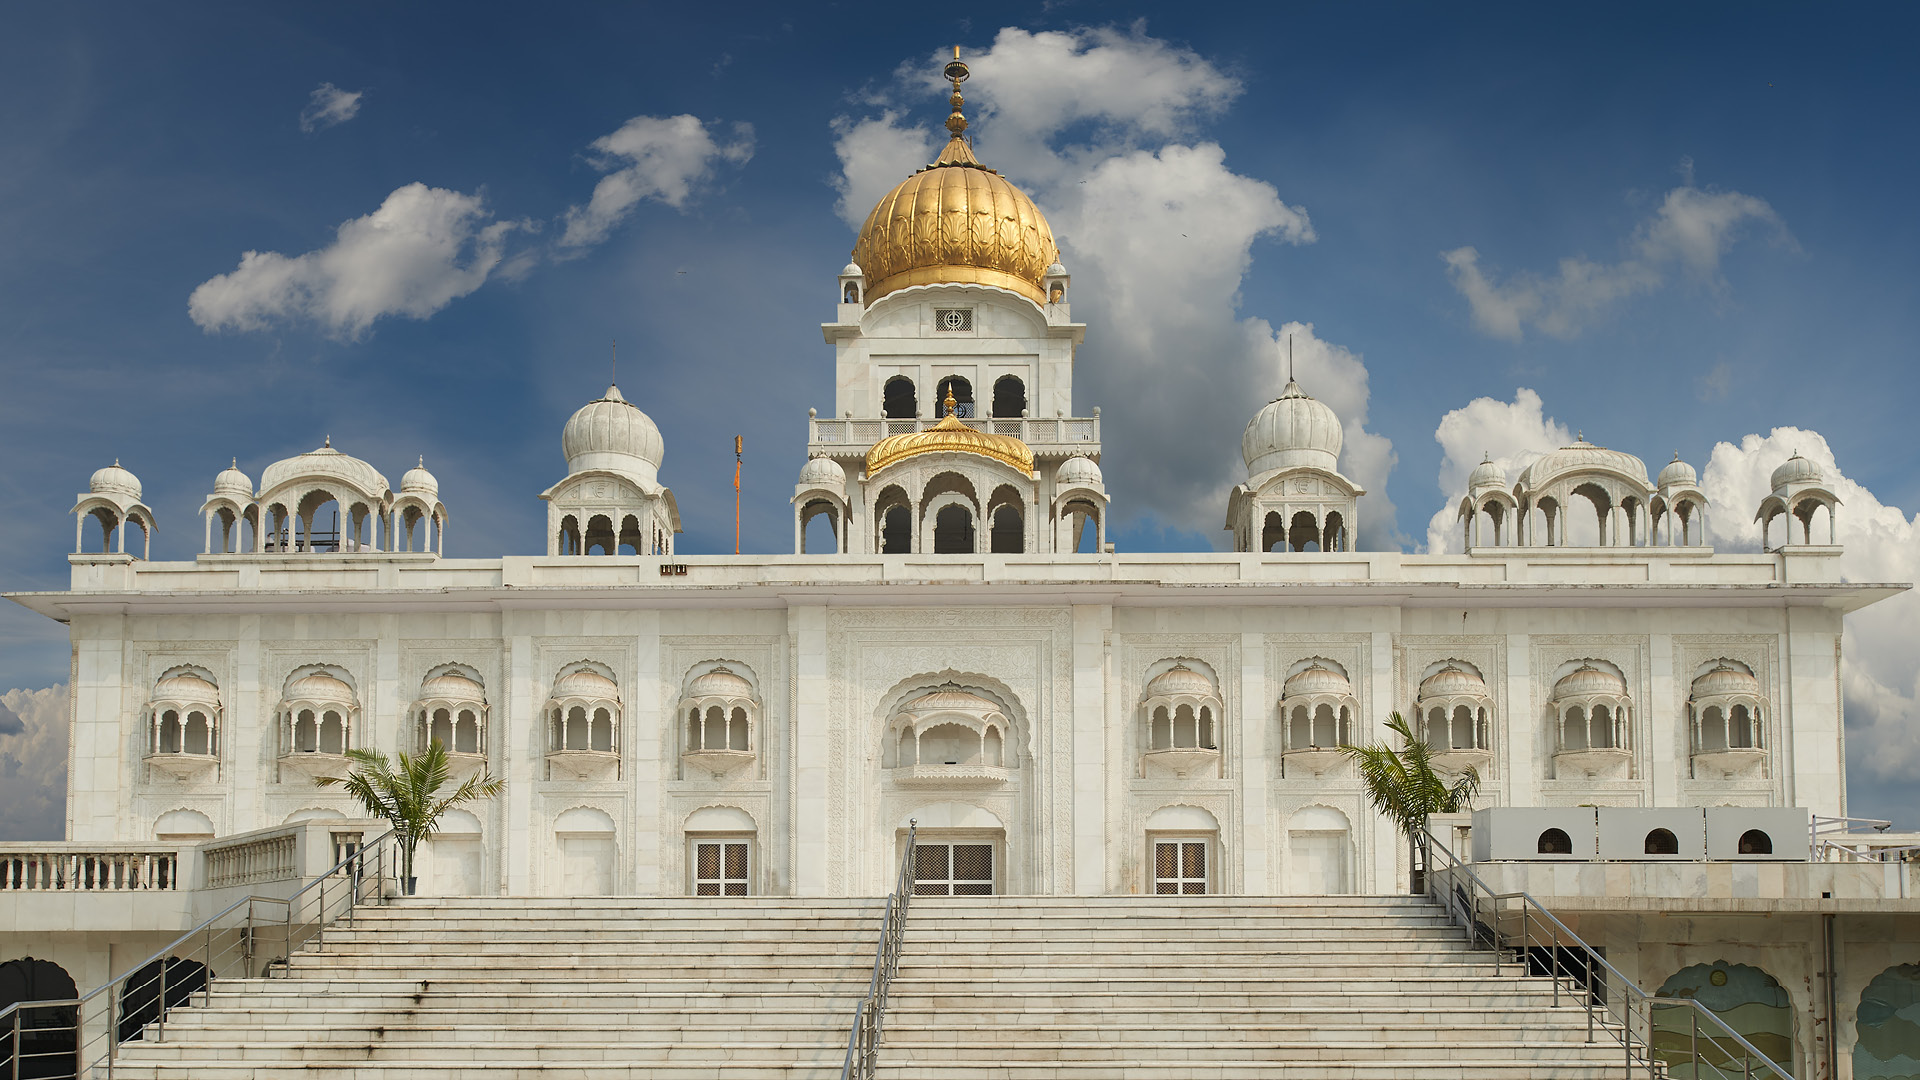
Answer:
[1423, 389, 1573, 553]
[558, 114, 754, 250]
[299, 83, 363, 134]
[834, 26, 1402, 546]
[0, 685, 67, 841]
[1444, 182, 1789, 341]
[188, 182, 520, 339]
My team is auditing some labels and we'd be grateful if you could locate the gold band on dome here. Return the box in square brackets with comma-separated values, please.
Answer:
[866, 264, 1048, 307]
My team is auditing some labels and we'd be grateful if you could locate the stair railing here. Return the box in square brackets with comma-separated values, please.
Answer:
[0, 828, 397, 1080]
[1415, 826, 1793, 1079]
[840, 819, 917, 1080]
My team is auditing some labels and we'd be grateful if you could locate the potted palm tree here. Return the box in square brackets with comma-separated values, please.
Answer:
[316, 741, 503, 897]
[1340, 712, 1479, 895]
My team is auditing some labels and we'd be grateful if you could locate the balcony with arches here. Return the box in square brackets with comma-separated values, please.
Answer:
[413, 666, 489, 780]
[544, 665, 622, 782]
[1139, 663, 1223, 780]
[144, 668, 222, 781]
[1549, 661, 1633, 780]
[679, 665, 759, 780]
[1415, 661, 1495, 776]
[883, 687, 1016, 788]
[276, 669, 358, 782]
[1689, 660, 1768, 780]
[1279, 661, 1360, 778]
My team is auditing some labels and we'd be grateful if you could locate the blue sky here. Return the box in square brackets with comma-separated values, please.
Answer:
[2, 3, 1917, 836]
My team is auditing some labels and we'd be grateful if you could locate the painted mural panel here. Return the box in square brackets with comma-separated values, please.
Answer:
[1651, 961, 1793, 1079]
[1856, 964, 1920, 1080]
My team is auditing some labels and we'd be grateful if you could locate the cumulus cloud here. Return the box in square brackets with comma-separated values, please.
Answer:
[188, 182, 521, 339]
[558, 114, 754, 250]
[299, 83, 363, 133]
[1423, 388, 1573, 553]
[0, 685, 68, 841]
[835, 27, 1401, 545]
[1444, 182, 1789, 340]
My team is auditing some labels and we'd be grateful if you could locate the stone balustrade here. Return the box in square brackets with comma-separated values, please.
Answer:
[809, 414, 1100, 459]
[0, 845, 181, 891]
[203, 830, 300, 889]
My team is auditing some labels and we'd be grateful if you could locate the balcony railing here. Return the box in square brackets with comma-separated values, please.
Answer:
[809, 414, 1100, 457]
[0, 848, 181, 892]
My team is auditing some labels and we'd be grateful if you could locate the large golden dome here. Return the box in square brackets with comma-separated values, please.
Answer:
[849, 60, 1059, 307]
[867, 393, 1035, 476]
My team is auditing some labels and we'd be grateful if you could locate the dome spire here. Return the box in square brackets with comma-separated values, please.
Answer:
[934, 47, 980, 167]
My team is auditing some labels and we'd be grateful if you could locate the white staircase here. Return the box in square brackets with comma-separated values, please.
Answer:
[107, 894, 1632, 1079]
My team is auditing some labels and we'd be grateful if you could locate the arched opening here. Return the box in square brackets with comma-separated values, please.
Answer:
[617, 514, 644, 556]
[565, 706, 588, 750]
[153, 809, 215, 842]
[801, 501, 840, 554]
[583, 514, 616, 556]
[843, 280, 859, 303]
[991, 375, 1027, 419]
[881, 505, 912, 553]
[1450, 705, 1474, 750]
[1310, 703, 1338, 747]
[1286, 807, 1353, 895]
[158, 709, 182, 753]
[296, 489, 343, 552]
[1729, 704, 1755, 748]
[1288, 705, 1310, 750]
[319, 710, 345, 755]
[1537, 828, 1573, 855]
[1566, 483, 1610, 546]
[1738, 829, 1773, 855]
[1321, 511, 1346, 552]
[590, 707, 614, 752]
[883, 376, 918, 419]
[293, 709, 318, 753]
[1064, 498, 1102, 553]
[184, 711, 211, 755]
[118, 956, 208, 1041]
[1425, 707, 1447, 751]
[1561, 706, 1587, 751]
[558, 514, 582, 555]
[1590, 704, 1616, 749]
[1150, 706, 1171, 750]
[1854, 964, 1920, 1079]
[728, 707, 749, 751]
[429, 708, 454, 750]
[455, 710, 479, 754]
[933, 504, 974, 553]
[1652, 962, 1793, 1078]
[989, 505, 1023, 553]
[1536, 498, 1560, 547]
[935, 375, 974, 418]
[1644, 829, 1679, 855]
[0, 957, 77, 1078]
[1262, 511, 1285, 553]
[917, 723, 982, 766]
[1699, 705, 1728, 751]
[1288, 510, 1321, 552]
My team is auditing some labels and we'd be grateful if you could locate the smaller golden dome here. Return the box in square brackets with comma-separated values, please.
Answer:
[867, 392, 1035, 476]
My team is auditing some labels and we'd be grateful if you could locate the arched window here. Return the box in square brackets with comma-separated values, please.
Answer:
[881, 505, 912, 554]
[989, 505, 1023, 553]
[1262, 511, 1285, 553]
[991, 375, 1026, 418]
[1738, 829, 1772, 855]
[1644, 829, 1678, 855]
[935, 375, 974, 418]
[558, 514, 582, 555]
[1288, 511, 1320, 553]
[843, 281, 859, 303]
[883, 377, 918, 419]
[933, 504, 974, 553]
[1537, 828, 1573, 855]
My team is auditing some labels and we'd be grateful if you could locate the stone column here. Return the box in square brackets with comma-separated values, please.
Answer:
[789, 604, 831, 894]
[631, 611, 663, 894]
[1070, 605, 1109, 894]
[1238, 632, 1269, 893]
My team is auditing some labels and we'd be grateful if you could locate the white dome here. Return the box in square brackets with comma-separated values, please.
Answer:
[1145, 664, 1214, 700]
[259, 442, 391, 499]
[1658, 453, 1698, 489]
[401, 457, 439, 496]
[1553, 663, 1628, 700]
[90, 460, 141, 499]
[1056, 455, 1103, 489]
[562, 385, 664, 485]
[1045, 262, 1067, 276]
[797, 455, 844, 492]
[1419, 664, 1489, 700]
[152, 672, 220, 705]
[1284, 663, 1354, 699]
[1771, 453, 1823, 491]
[1467, 456, 1506, 492]
[284, 672, 356, 706]
[418, 672, 484, 703]
[1692, 662, 1761, 699]
[551, 668, 620, 702]
[214, 460, 252, 498]
[686, 666, 755, 700]
[841, 262, 863, 277]
[1242, 382, 1342, 475]
[1516, 439, 1649, 490]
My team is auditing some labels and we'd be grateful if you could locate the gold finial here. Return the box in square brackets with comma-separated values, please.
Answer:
[943, 47, 970, 140]
[944, 388, 958, 417]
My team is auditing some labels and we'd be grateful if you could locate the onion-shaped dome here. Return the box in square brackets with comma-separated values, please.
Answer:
[153, 672, 221, 705]
[401, 457, 439, 497]
[868, 392, 1034, 476]
[1284, 663, 1354, 698]
[1419, 663, 1490, 699]
[902, 686, 1004, 717]
[1552, 663, 1628, 700]
[848, 72, 1059, 307]
[213, 459, 252, 499]
[1692, 662, 1761, 699]
[1770, 453, 1823, 491]
[418, 671, 485, 703]
[551, 668, 620, 702]
[1056, 455, 1103, 489]
[562, 384, 665, 483]
[260, 441, 391, 497]
[90, 460, 142, 499]
[1517, 438, 1650, 489]
[686, 666, 755, 700]
[1046, 261, 1067, 277]
[841, 261, 863, 277]
[1146, 664, 1215, 699]
[284, 672, 356, 706]
[1242, 382, 1343, 475]
[1467, 456, 1507, 492]
[797, 455, 845, 493]
[1658, 453, 1698, 489]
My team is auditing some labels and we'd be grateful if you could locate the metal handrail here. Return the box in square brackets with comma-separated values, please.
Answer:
[1415, 826, 1793, 1079]
[1, 828, 397, 1079]
[840, 820, 917, 1080]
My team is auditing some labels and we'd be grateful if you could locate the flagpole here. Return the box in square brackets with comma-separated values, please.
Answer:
[733, 436, 743, 555]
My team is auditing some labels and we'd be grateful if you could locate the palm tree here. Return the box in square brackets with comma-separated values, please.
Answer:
[316, 741, 503, 895]
[1340, 712, 1480, 894]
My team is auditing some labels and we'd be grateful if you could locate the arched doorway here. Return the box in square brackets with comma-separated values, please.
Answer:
[118, 956, 208, 1041]
[1651, 960, 1794, 1078]
[1286, 806, 1352, 894]
[0, 957, 77, 1079]
[1855, 963, 1920, 1079]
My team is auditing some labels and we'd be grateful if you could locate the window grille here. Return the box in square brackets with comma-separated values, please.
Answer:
[693, 840, 750, 896]
[934, 308, 973, 332]
[912, 843, 993, 895]
[1154, 840, 1208, 895]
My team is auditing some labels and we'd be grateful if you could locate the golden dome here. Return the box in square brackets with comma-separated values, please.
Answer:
[867, 392, 1035, 476]
[849, 55, 1059, 307]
